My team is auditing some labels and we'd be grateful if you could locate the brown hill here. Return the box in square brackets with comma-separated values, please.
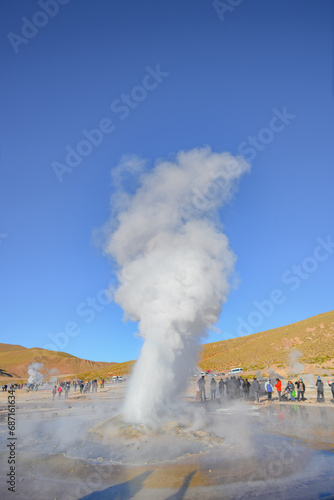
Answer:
[199, 310, 334, 375]
[0, 343, 116, 380]
[68, 309, 334, 379]
[74, 360, 136, 381]
[2, 310, 333, 381]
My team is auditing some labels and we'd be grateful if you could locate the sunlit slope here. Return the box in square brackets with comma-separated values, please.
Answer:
[74, 360, 136, 380]
[2, 310, 333, 380]
[199, 310, 334, 372]
[0, 343, 115, 379]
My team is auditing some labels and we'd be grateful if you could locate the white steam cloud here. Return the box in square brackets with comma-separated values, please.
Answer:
[103, 146, 250, 425]
[28, 362, 44, 385]
[288, 349, 304, 375]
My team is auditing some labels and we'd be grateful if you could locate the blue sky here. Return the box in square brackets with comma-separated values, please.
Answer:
[0, 0, 333, 363]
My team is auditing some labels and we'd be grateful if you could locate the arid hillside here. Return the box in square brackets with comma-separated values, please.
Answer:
[199, 310, 334, 375]
[2, 310, 334, 381]
[73, 360, 136, 381]
[0, 343, 115, 380]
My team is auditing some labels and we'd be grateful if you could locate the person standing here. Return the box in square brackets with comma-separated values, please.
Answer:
[252, 377, 260, 403]
[295, 379, 305, 401]
[198, 375, 206, 402]
[275, 378, 282, 401]
[238, 377, 243, 399]
[327, 379, 334, 400]
[316, 376, 325, 402]
[58, 385, 62, 397]
[225, 377, 230, 399]
[284, 380, 295, 401]
[52, 386, 57, 400]
[265, 379, 273, 402]
[195, 381, 200, 400]
[231, 377, 239, 400]
[243, 379, 251, 400]
[210, 377, 217, 400]
[218, 378, 225, 402]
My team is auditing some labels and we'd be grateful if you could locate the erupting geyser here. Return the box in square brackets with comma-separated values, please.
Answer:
[103, 147, 250, 425]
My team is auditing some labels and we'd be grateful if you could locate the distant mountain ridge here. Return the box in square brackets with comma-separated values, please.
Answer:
[1, 310, 333, 380]
[0, 343, 115, 379]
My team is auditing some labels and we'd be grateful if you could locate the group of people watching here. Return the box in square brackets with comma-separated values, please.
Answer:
[197, 374, 334, 404]
[52, 378, 105, 399]
[263, 378, 302, 402]
[264, 376, 329, 403]
[2, 383, 23, 391]
[197, 375, 252, 402]
[52, 381, 70, 399]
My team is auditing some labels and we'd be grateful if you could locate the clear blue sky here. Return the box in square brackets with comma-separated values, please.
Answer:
[1, 0, 333, 363]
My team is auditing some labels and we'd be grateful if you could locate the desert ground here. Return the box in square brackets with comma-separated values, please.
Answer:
[0, 379, 334, 500]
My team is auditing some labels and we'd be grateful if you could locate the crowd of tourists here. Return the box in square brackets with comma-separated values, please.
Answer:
[1, 382, 39, 391]
[1, 378, 107, 396]
[51, 378, 105, 399]
[196, 375, 334, 404]
[263, 376, 330, 403]
[1, 383, 23, 391]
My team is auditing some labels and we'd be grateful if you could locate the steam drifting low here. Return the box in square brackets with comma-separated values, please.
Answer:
[28, 362, 44, 385]
[103, 147, 250, 425]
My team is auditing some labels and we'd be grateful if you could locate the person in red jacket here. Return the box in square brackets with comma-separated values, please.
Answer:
[275, 378, 282, 401]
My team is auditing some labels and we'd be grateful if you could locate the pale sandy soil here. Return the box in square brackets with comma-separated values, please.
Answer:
[0, 383, 125, 403]
[0, 381, 334, 500]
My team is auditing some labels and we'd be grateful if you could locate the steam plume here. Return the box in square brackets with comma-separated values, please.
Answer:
[28, 362, 44, 385]
[103, 146, 250, 425]
[288, 349, 304, 375]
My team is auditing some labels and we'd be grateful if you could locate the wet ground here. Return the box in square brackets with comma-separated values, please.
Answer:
[0, 385, 334, 499]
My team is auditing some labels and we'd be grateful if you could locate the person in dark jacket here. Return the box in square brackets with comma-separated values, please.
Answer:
[225, 377, 231, 399]
[327, 379, 334, 400]
[231, 377, 239, 400]
[243, 379, 251, 400]
[285, 381, 295, 401]
[218, 378, 225, 401]
[316, 376, 325, 402]
[252, 377, 260, 403]
[295, 378, 305, 401]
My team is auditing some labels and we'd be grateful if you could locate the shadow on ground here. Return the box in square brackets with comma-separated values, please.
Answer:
[165, 471, 196, 500]
[79, 471, 152, 500]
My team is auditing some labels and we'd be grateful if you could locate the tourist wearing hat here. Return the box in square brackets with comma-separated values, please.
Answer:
[265, 379, 273, 402]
